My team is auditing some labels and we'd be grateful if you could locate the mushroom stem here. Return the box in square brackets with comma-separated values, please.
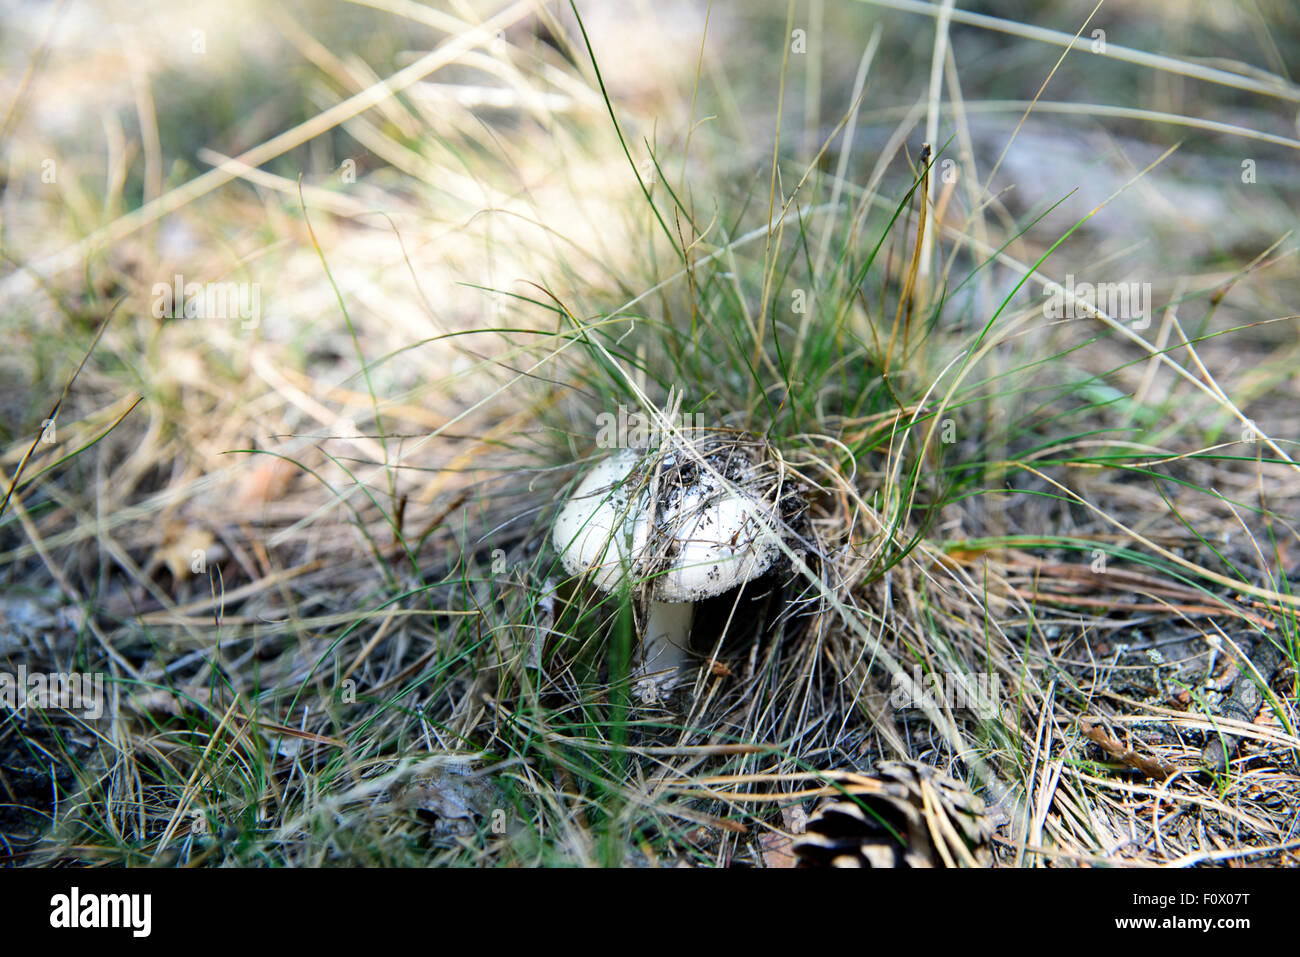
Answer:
[634, 600, 694, 699]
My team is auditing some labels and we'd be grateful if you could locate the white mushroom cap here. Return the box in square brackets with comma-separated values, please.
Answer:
[651, 484, 779, 600]
[551, 450, 648, 592]
[552, 448, 782, 600]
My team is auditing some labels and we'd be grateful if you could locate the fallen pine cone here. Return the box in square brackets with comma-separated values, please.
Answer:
[793, 760, 994, 867]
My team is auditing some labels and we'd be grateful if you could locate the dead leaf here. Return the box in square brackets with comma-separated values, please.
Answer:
[758, 830, 798, 868]
[781, 804, 808, 835]
[150, 524, 215, 579]
[384, 764, 504, 835]
[234, 457, 297, 509]
[1080, 717, 1175, 780]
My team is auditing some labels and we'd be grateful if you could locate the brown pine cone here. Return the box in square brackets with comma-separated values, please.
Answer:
[793, 761, 994, 867]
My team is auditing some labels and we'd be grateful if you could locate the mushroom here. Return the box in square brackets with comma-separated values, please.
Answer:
[552, 434, 793, 702]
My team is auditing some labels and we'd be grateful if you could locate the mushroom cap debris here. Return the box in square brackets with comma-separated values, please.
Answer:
[552, 434, 794, 600]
